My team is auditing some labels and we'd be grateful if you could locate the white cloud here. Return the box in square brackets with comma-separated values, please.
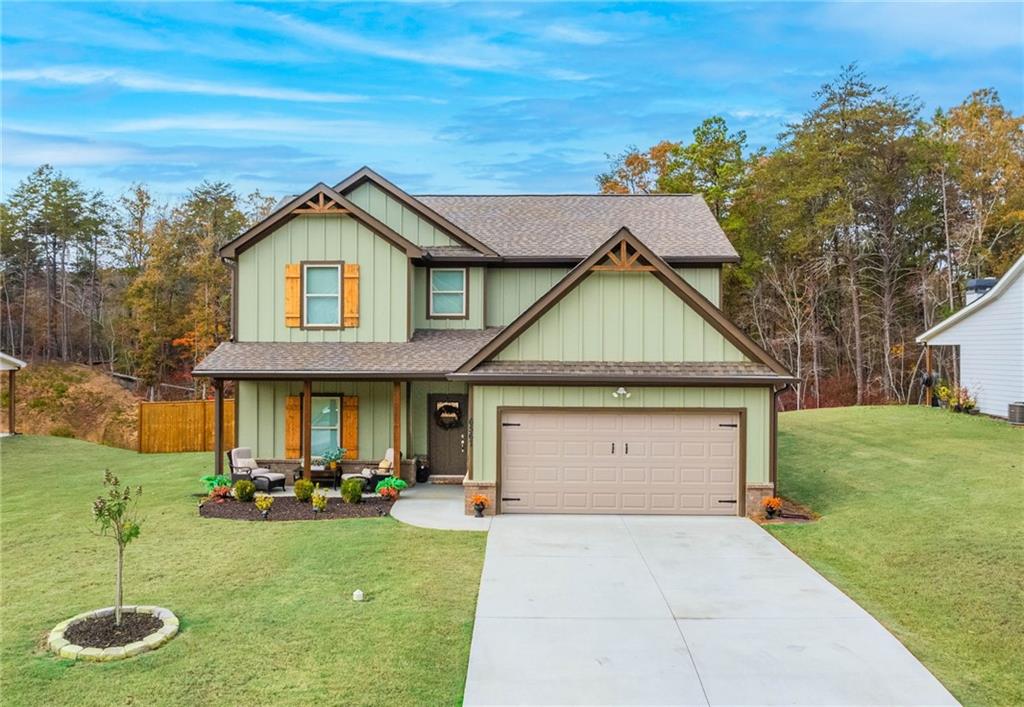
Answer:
[545, 68, 597, 82]
[2, 66, 366, 103]
[540, 24, 614, 46]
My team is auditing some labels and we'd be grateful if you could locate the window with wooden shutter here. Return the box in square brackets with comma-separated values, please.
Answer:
[342, 396, 359, 459]
[284, 395, 301, 458]
[284, 264, 301, 327]
[343, 264, 360, 327]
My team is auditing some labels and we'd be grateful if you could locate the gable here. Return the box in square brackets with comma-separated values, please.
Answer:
[345, 181, 459, 248]
[458, 227, 791, 377]
[494, 270, 747, 363]
[236, 214, 409, 344]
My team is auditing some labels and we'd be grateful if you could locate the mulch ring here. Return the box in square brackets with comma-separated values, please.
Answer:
[756, 496, 818, 525]
[64, 613, 163, 649]
[199, 496, 395, 521]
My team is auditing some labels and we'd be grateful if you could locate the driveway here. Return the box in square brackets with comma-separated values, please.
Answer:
[464, 515, 957, 706]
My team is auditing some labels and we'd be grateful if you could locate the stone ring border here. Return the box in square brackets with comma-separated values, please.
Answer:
[47, 605, 179, 661]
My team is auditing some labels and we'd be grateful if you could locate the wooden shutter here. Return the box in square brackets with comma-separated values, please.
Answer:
[342, 395, 359, 459]
[285, 395, 301, 459]
[343, 263, 360, 328]
[284, 263, 301, 327]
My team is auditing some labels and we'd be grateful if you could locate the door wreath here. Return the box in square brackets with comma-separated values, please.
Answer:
[434, 403, 463, 429]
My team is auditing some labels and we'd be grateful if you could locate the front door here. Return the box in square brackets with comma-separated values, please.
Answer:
[427, 393, 468, 476]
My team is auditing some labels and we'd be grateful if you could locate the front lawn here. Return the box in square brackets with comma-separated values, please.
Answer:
[768, 406, 1023, 707]
[0, 436, 486, 706]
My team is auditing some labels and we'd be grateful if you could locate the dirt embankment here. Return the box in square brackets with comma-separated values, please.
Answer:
[1, 363, 139, 449]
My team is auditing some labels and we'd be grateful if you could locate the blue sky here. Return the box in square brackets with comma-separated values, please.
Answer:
[2, 2, 1021, 200]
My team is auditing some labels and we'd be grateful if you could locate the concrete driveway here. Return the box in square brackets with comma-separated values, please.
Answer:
[464, 515, 957, 706]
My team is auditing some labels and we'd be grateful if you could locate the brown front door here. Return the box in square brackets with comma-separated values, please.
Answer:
[427, 393, 468, 476]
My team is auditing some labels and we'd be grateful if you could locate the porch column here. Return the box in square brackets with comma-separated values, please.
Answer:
[924, 344, 933, 407]
[7, 369, 16, 435]
[392, 380, 402, 477]
[213, 379, 224, 475]
[303, 379, 312, 480]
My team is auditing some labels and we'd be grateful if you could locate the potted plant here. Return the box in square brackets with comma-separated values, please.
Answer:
[761, 496, 782, 519]
[374, 477, 408, 498]
[322, 447, 344, 471]
[255, 494, 274, 520]
[470, 494, 490, 518]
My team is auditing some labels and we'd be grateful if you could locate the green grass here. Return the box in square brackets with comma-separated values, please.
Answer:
[0, 436, 486, 706]
[767, 406, 1023, 707]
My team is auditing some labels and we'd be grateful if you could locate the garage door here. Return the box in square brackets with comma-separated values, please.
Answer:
[499, 410, 740, 515]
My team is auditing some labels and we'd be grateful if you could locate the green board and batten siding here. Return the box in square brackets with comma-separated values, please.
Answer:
[237, 215, 408, 342]
[412, 267, 486, 330]
[494, 271, 743, 362]
[346, 182, 457, 247]
[483, 267, 720, 328]
[471, 385, 772, 484]
[237, 380, 408, 461]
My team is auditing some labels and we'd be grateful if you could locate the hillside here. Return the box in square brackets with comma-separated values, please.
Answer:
[1, 363, 139, 449]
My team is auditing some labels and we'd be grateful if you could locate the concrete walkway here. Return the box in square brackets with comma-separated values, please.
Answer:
[464, 515, 957, 706]
[391, 482, 492, 531]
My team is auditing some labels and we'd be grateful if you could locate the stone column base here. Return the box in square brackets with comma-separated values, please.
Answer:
[463, 479, 497, 516]
[745, 483, 775, 518]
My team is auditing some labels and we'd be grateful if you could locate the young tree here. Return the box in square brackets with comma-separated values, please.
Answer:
[91, 471, 142, 627]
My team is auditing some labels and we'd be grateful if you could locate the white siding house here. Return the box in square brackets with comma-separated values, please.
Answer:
[917, 255, 1024, 417]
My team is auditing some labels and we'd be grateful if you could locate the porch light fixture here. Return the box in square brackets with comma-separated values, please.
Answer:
[612, 387, 631, 399]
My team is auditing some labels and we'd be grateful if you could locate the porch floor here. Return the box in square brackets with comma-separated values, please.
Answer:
[392, 482, 492, 532]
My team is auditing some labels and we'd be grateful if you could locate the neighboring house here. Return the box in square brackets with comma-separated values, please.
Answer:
[917, 254, 1024, 418]
[194, 167, 794, 516]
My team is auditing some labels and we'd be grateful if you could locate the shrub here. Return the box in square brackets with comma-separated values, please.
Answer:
[311, 485, 328, 512]
[209, 485, 233, 504]
[378, 486, 398, 501]
[374, 477, 408, 493]
[201, 474, 232, 493]
[341, 478, 365, 504]
[294, 479, 314, 502]
[254, 494, 274, 517]
[50, 424, 75, 438]
[234, 479, 256, 502]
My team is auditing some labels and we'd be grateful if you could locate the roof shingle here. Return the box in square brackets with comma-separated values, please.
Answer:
[416, 194, 737, 260]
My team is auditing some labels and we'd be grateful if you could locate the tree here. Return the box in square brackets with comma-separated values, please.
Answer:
[91, 471, 142, 626]
[664, 116, 750, 219]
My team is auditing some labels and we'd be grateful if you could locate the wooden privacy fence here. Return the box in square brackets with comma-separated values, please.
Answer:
[138, 399, 235, 453]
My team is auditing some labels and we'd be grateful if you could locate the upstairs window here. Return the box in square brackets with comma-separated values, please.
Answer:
[303, 263, 341, 327]
[429, 268, 467, 318]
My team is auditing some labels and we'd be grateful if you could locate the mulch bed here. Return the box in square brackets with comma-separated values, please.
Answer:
[64, 613, 163, 649]
[756, 496, 818, 524]
[199, 496, 395, 521]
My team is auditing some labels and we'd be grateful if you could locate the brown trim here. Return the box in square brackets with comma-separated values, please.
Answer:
[405, 380, 413, 458]
[195, 371, 451, 380]
[335, 167, 499, 256]
[213, 379, 224, 475]
[719, 266, 725, 312]
[407, 261, 415, 339]
[233, 379, 240, 447]
[219, 183, 424, 259]
[392, 381, 403, 470]
[448, 373, 795, 385]
[302, 380, 312, 480]
[494, 406, 747, 517]
[457, 227, 792, 378]
[769, 386, 779, 492]
[299, 260, 345, 330]
[924, 344, 933, 407]
[6, 369, 15, 435]
[226, 258, 238, 341]
[466, 384, 474, 481]
[426, 266, 470, 320]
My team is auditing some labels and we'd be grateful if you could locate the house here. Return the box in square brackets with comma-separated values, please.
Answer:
[194, 167, 795, 516]
[917, 254, 1024, 418]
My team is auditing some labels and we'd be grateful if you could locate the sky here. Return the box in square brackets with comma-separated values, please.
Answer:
[2, 1, 1022, 201]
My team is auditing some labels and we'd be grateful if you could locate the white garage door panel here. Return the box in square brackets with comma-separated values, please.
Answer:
[500, 410, 740, 515]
